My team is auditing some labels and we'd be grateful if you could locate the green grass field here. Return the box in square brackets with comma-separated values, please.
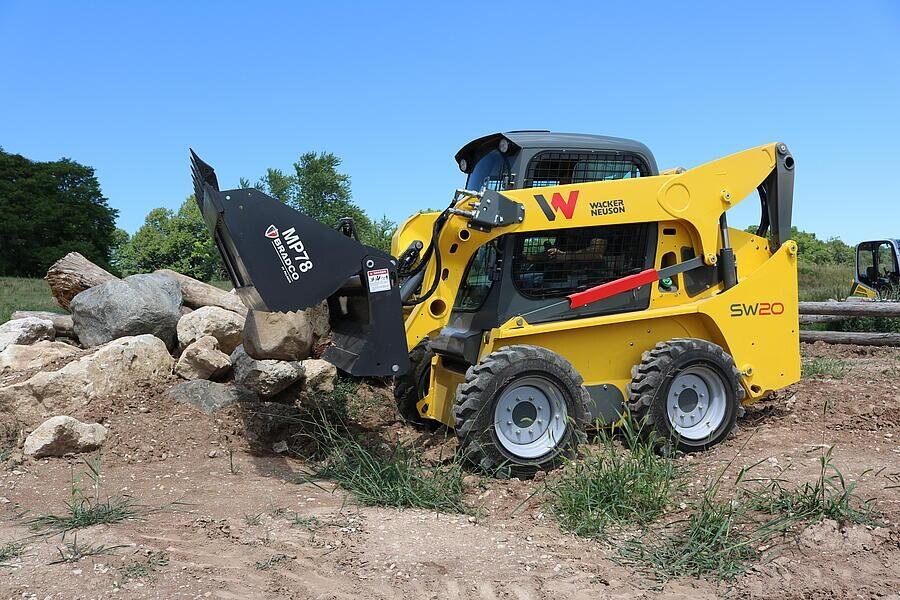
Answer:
[0, 277, 65, 323]
[0, 265, 862, 325]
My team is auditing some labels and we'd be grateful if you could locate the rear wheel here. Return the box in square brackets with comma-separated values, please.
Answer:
[628, 338, 744, 451]
[453, 345, 590, 479]
[393, 339, 434, 427]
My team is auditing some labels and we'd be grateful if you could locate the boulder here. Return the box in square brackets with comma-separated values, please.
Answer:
[23, 415, 108, 458]
[0, 341, 79, 374]
[166, 380, 256, 414]
[0, 335, 174, 425]
[71, 273, 182, 348]
[176, 306, 244, 354]
[243, 309, 314, 361]
[10, 311, 74, 337]
[0, 317, 55, 352]
[302, 359, 337, 394]
[230, 345, 303, 398]
[174, 336, 231, 381]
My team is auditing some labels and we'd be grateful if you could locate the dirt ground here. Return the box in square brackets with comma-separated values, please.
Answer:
[1, 343, 898, 599]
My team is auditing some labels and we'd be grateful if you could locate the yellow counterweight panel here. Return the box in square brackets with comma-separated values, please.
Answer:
[697, 241, 800, 398]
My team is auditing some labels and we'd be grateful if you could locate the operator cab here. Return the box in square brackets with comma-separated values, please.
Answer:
[855, 239, 900, 297]
[434, 132, 662, 374]
[455, 131, 659, 192]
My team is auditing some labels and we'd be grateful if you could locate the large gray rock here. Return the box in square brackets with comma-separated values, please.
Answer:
[301, 359, 337, 394]
[23, 415, 108, 458]
[0, 341, 79, 374]
[0, 317, 55, 352]
[71, 273, 182, 348]
[0, 335, 174, 425]
[166, 380, 256, 414]
[176, 306, 244, 354]
[230, 345, 303, 398]
[174, 336, 231, 381]
[243, 309, 314, 361]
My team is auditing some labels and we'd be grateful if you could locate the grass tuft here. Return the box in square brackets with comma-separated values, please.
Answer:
[308, 410, 467, 514]
[548, 423, 679, 537]
[744, 446, 880, 530]
[27, 454, 138, 533]
[0, 541, 26, 565]
[0, 448, 11, 463]
[619, 492, 758, 580]
[120, 551, 169, 581]
[802, 357, 850, 379]
[49, 534, 127, 564]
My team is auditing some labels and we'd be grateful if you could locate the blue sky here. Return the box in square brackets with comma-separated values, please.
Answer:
[1, 2, 898, 244]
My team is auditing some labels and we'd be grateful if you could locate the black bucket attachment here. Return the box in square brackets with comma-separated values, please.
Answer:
[190, 150, 409, 377]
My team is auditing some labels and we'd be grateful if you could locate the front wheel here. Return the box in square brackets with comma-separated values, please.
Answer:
[628, 338, 744, 451]
[453, 345, 590, 479]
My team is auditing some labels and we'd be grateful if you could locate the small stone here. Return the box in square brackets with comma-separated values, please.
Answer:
[0, 317, 55, 353]
[231, 345, 303, 398]
[272, 440, 289, 454]
[23, 415, 108, 458]
[207, 450, 218, 459]
[175, 336, 231, 381]
[177, 306, 244, 354]
[301, 359, 337, 394]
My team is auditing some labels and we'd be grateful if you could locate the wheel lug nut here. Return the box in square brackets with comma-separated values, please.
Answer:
[515, 429, 521, 435]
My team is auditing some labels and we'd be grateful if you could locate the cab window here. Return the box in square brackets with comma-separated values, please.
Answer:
[454, 240, 499, 310]
[524, 151, 647, 188]
[512, 224, 651, 299]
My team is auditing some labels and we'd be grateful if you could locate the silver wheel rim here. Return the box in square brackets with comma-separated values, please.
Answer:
[666, 366, 728, 441]
[493, 376, 568, 459]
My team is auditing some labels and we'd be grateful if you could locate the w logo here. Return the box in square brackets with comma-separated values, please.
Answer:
[535, 191, 579, 221]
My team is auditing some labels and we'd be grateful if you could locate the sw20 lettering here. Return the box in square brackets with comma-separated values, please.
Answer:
[729, 302, 785, 317]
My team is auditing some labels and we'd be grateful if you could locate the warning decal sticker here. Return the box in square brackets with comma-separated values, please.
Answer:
[367, 268, 391, 293]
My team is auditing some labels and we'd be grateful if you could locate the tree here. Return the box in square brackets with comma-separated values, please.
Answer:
[250, 151, 396, 252]
[743, 224, 854, 266]
[0, 149, 118, 276]
[117, 196, 226, 281]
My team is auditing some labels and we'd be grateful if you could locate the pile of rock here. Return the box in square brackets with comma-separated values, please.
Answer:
[0, 252, 337, 460]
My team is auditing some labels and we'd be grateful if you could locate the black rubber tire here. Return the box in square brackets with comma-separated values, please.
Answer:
[628, 338, 744, 452]
[393, 339, 434, 427]
[453, 345, 591, 479]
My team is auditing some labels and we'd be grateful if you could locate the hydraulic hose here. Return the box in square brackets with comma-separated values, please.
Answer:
[401, 209, 448, 306]
[401, 192, 464, 307]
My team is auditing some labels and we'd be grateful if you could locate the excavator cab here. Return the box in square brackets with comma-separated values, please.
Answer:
[851, 239, 900, 300]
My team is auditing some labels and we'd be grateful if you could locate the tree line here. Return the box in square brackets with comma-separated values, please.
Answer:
[0, 146, 856, 281]
[0, 148, 395, 281]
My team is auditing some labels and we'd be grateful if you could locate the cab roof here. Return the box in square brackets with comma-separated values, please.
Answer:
[455, 130, 658, 175]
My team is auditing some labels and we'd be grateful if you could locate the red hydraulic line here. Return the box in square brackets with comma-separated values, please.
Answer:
[567, 268, 660, 309]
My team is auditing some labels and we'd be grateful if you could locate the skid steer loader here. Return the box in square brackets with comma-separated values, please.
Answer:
[850, 238, 900, 300]
[191, 131, 800, 478]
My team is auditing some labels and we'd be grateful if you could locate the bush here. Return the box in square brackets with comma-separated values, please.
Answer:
[114, 197, 225, 281]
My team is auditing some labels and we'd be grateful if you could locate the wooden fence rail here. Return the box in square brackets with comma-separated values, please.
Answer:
[797, 301, 900, 346]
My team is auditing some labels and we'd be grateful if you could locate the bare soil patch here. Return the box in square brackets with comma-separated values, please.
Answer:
[1, 343, 898, 599]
